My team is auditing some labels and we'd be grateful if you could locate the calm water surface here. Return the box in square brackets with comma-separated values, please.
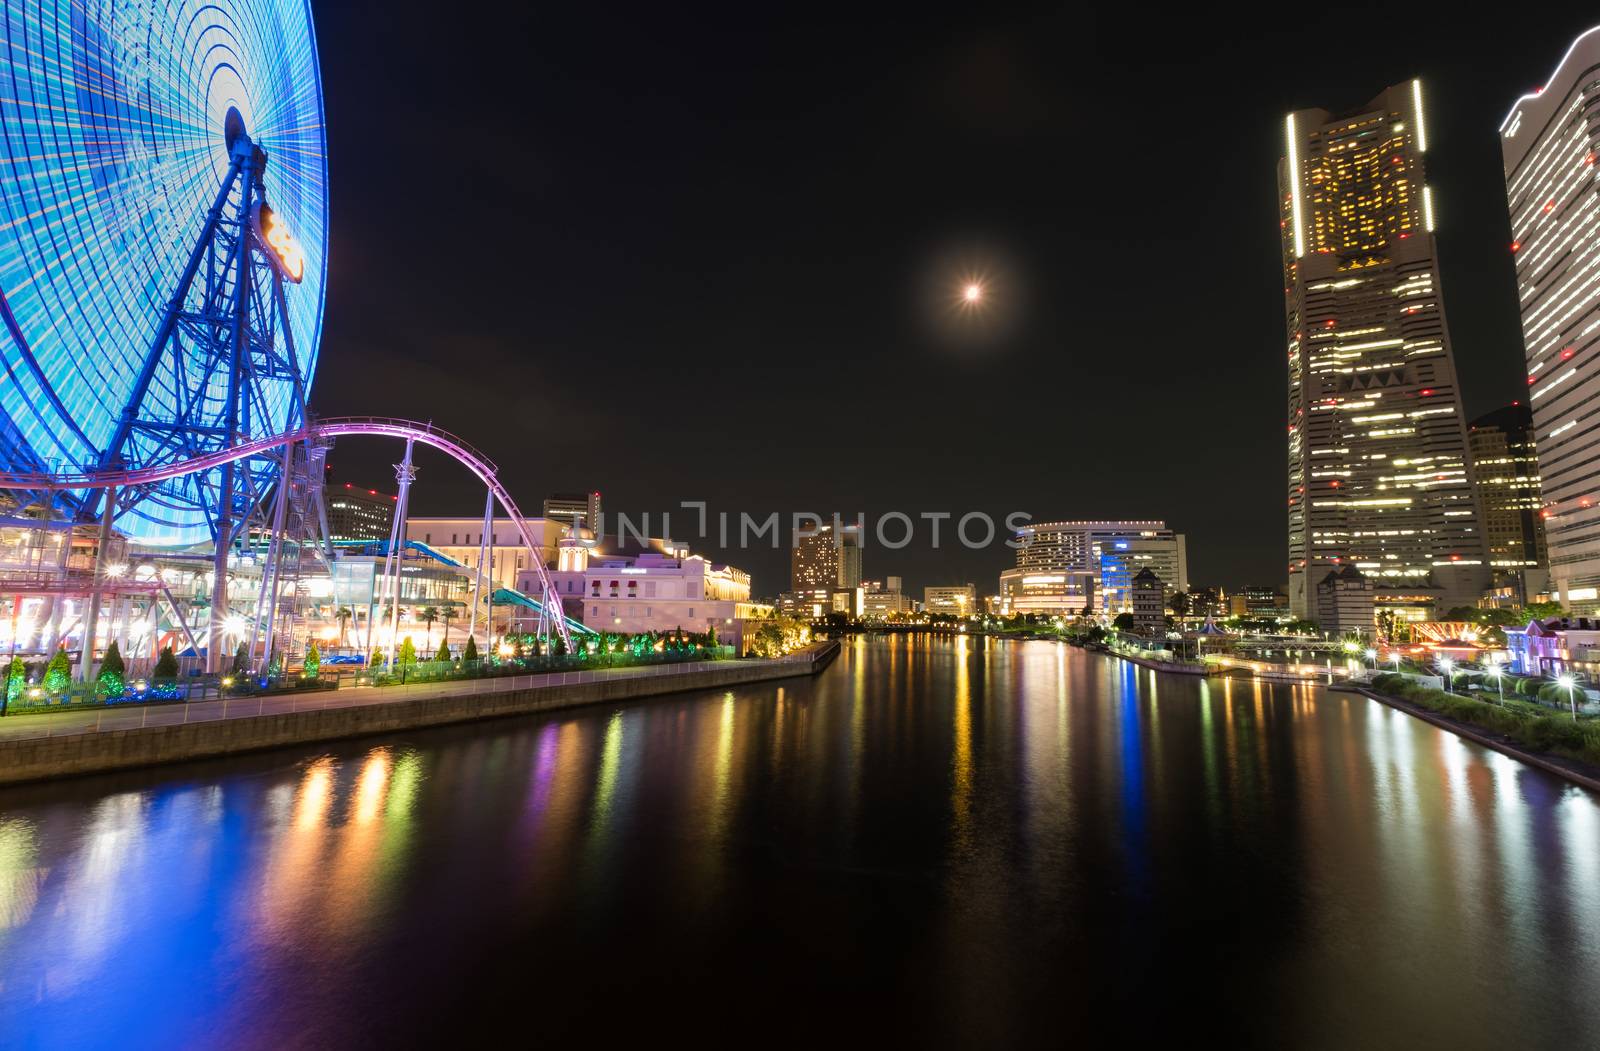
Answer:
[1, 636, 1597, 1048]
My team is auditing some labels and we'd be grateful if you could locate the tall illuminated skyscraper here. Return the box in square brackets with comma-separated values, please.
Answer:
[1280, 80, 1486, 618]
[1499, 27, 1600, 614]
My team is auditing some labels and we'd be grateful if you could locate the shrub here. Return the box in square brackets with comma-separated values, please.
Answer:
[97, 640, 126, 698]
[4, 656, 23, 708]
[43, 648, 72, 695]
[232, 643, 249, 676]
[398, 637, 417, 666]
[153, 645, 179, 681]
[435, 640, 451, 662]
[303, 641, 320, 680]
[462, 637, 478, 662]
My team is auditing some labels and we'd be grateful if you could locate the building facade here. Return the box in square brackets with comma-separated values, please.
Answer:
[1468, 404, 1548, 602]
[406, 516, 573, 592]
[1282, 80, 1486, 617]
[861, 577, 914, 618]
[1500, 28, 1600, 615]
[924, 584, 976, 617]
[324, 483, 396, 543]
[790, 521, 862, 590]
[1131, 569, 1165, 635]
[1008, 521, 1187, 614]
[1315, 565, 1375, 639]
[542, 491, 602, 534]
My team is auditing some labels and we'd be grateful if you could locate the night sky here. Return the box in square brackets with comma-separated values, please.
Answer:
[308, 3, 1599, 598]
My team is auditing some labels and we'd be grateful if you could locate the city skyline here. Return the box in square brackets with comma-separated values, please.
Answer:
[309, 5, 1597, 595]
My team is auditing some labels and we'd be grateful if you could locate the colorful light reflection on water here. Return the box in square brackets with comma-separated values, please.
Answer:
[0, 636, 1597, 1048]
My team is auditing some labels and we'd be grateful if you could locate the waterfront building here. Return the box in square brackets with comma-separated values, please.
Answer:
[324, 483, 396, 543]
[1499, 28, 1600, 615]
[776, 587, 860, 619]
[998, 566, 1093, 617]
[1008, 520, 1186, 614]
[861, 578, 914, 618]
[924, 584, 976, 617]
[406, 516, 576, 592]
[1228, 584, 1290, 619]
[542, 491, 602, 534]
[1131, 569, 1165, 636]
[1504, 615, 1600, 677]
[1315, 565, 1375, 639]
[1468, 404, 1549, 604]
[1282, 80, 1486, 618]
[532, 542, 767, 650]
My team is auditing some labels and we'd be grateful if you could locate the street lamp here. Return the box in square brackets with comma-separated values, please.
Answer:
[1391, 651, 1403, 674]
[1364, 647, 1377, 669]
[1488, 663, 1505, 706]
[1439, 657, 1455, 694]
[1558, 673, 1578, 721]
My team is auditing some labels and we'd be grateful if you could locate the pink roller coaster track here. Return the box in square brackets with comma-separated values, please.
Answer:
[0, 417, 572, 649]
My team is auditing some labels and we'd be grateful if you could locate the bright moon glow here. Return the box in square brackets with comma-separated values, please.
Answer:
[964, 283, 982, 303]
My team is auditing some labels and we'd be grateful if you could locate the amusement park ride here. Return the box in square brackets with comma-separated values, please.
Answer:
[0, 1, 573, 678]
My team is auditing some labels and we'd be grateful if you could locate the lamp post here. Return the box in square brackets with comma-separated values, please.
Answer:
[1558, 673, 1578, 721]
[1391, 651, 1402, 675]
[1439, 657, 1455, 694]
[1489, 663, 1505, 706]
[1364, 647, 1377, 669]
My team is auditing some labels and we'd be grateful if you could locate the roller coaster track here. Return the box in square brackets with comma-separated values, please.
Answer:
[0, 417, 573, 649]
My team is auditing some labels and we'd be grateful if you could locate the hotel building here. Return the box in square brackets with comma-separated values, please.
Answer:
[1500, 27, 1600, 614]
[542, 491, 602, 533]
[1281, 80, 1486, 618]
[1004, 521, 1187, 615]
[924, 584, 977, 617]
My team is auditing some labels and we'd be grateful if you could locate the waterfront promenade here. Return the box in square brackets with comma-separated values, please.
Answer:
[0, 644, 838, 784]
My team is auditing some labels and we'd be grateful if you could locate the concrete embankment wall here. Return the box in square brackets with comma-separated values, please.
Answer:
[0, 650, 835, 787]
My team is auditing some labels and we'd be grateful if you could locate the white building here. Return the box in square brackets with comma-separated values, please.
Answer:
[1500, 28, 1600, 615]
[406, 516, 584, 593]
[523, 539, 768, 649]
[861, 577, 914, 618]
[924, 584, 976, 617]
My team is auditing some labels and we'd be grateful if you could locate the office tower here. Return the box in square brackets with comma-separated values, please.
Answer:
[1500, 28, 1600, 613]
[836, 523, 863, 588]
[923, 585, 976, 617]
[1281, 80, 1486, 618]
[1468, 404, 1548, 601]
[1007, 520, 1187, 614]
[543, 491, 602, 533]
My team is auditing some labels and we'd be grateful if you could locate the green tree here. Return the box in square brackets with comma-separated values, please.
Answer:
[398, 636, 417, 667]
[97, 640, 126, 698]
[1169, 591, 1192, 621]
[1524, 601, 1564, 622]
[231, 642, 249, 677]
[369, 649, 384, 669]
[551, 633, 567, 657]
[463, 636, 479, 662]
[435, 639, 451, 662]
[43, 647, 72, 695]
[1112, 612, 1136, 633]
[335, 606, 354, 648]
[153, 645, 179, 681]
[419, 606, 440, 649]
[303, 641, 320, 680]
[441, 607, 458, 647]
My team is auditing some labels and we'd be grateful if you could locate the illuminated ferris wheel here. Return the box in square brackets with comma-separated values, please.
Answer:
[0, 0, 328, 545]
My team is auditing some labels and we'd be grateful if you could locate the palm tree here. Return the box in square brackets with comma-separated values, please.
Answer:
[1169, 591, 1192, 625]
[335, 606, 354, 649]
[420, 606, 440, 649]
[441, 606, 458, 647]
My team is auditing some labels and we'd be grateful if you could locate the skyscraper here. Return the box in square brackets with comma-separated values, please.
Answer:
[1280, 80, 1485, 618]
[1500, 27, 1600, 614]
[1467, 404, 1548, 602]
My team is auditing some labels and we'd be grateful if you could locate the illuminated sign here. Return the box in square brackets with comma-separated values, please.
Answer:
[253, 202, 306, 283]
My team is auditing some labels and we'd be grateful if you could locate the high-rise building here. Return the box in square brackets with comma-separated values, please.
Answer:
[789, 520, 862, 590]
[1008, 521, 1187, 614]
[1500, 28, 1600, 614]
[325, 483, 396, 543]
[1468, 404, 1548, 602]
[542, 491, 602, 533]
[1281, 80, 1486, 617]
